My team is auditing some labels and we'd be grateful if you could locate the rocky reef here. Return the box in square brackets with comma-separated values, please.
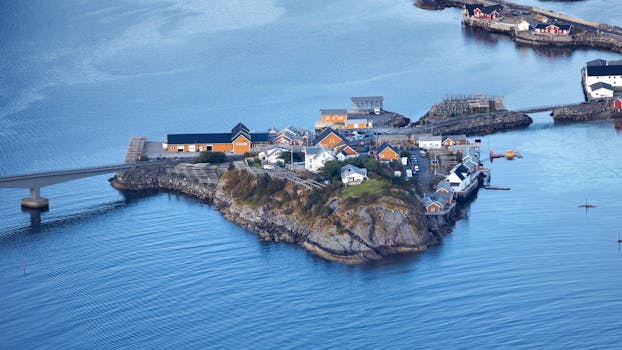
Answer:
[110, 165, 446, 264]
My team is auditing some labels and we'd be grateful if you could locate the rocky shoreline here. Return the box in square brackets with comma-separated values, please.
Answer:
[551, 100, 617, 122]
[434, 112, 533, 136]
[110, 166, 455, 264]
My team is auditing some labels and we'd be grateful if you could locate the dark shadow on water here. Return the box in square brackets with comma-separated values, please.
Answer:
[462, 25, 587, 61]
[0, 200, 127, 243]
[462, 25, 508, 47]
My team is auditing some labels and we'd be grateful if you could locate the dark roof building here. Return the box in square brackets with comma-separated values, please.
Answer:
[167, 133, 231, 145]
[586, 64, 622, 77]
[464, 4, 503, 17]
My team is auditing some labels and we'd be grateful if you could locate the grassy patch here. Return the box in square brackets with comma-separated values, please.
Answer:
[340, 179, 386, 198]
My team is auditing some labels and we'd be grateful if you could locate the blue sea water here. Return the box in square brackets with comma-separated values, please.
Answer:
[1, 1, 622, 348]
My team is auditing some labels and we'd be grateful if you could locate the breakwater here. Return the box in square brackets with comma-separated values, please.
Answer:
[552, 100, 616, 122]
[110, 165, 454, 264]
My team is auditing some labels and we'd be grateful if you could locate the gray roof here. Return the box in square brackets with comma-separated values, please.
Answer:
[320, 109, 347, 115]
[419, 135, 443, 142]
[305, 147, 331, 156]
[587, 59, 607, 67]
[341, 165, 368, 177]
[590, 82, 614, 91]
[425, 191, 451, 203]
[436, 179, 452, 192]
[350, 96, 383, 103]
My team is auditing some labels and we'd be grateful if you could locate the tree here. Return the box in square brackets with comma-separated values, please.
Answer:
[278, 151, 303, 163]
[322, 160, 343, 180]
[400, 150, 411, 158]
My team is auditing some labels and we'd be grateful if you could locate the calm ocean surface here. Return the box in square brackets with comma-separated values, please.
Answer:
[1, 1, 622, 348]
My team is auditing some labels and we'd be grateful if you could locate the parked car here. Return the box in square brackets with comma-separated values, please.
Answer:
[419, 150, 427, 157]
[414, 165, 420, 172]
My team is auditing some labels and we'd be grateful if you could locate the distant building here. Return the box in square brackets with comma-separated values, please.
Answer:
[334, 144, 359, 161]
[340, 165, 368, 185]
[350, 96, 384, 113]
[442, 135, 468, 147]
[344, 119, 372, 129]
[313, 128, 348, 150]
[584, 59, 622, 99]
[375, 143, 400, 162]
[516, 19, 530, 32]
[304, 147, 336, 172]
[464, 4, 503, 20]
[165, 123, 269, 154]
[533, 23, 572, 35]
[275, 126, 311, 145]
[589, 82, 615, 98]
[418, 135, 442, 150]
[258, 147, 289, 164]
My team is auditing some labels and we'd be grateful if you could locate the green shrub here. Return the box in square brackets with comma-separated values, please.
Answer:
[195, 151, 226, 163]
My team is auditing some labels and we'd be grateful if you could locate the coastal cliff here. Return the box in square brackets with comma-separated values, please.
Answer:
[110, 165, 439, 264]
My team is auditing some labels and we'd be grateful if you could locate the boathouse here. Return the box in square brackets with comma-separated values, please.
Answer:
[533, 23, 572, 35]
[166, 123, 270, 154]
[464, 4, 503, 20]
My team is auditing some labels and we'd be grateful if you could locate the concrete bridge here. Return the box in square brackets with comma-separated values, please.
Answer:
[0, 161, 166, 209]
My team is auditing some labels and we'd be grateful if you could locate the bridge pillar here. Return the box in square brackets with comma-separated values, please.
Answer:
[21, 187, 49, 209]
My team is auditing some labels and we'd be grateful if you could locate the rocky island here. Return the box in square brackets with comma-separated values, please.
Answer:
[110, 161, 450, 264]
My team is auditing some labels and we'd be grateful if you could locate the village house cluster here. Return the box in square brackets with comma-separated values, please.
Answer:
[416, 135, 484, 216]
[463, 3, 572, 36]
[160, 96, 489, 210]
[314, 96, 383, 132]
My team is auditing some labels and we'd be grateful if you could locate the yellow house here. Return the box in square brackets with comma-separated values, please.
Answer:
[320, 109, 348, 123]
[166, 123, 267, 154]
[313, 128, 347, 150]
[376, 143, 400, 161]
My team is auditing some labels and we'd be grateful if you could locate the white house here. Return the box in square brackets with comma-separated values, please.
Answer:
[516, 19, 530, 32]
[589, 82, 615, 99]
[418, 135, 442, 150]
[304, 147, 336, 172]
[340, 165, 368, 185]
[258, 147, 289, 164]
[446, 164, 471, 192]
[584, 59, 622, 99]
